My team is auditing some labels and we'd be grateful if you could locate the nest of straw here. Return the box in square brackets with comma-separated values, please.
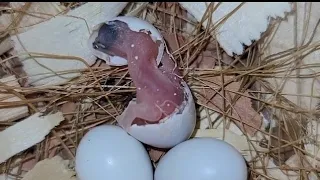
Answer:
[0, 2, 320, 180]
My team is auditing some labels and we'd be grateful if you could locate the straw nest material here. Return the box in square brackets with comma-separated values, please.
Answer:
[0, 2, 320, 180]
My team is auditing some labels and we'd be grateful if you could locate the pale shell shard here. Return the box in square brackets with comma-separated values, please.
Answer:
[0, 75, 29, 122]
[0, 2, 63, 34]
[126, 81, 196, 148]
[21, 156, 75, 180]
[263, 2, 320, 109]
[13, 2, 128, 86]
[88, 16, 165, 66]
[0, 112, 64, 164]
[179, 2, 292, 56]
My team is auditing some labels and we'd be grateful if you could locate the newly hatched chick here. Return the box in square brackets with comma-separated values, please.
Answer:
[92, 20, 185, 130]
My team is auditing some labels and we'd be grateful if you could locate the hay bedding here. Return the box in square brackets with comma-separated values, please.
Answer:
[0, 2, 319, 180]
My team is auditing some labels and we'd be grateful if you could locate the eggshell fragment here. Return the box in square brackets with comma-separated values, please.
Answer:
[263, 2, 320, 109]
[0, 75, 29, 122]
[126, 81, 196, 148]
[12, 2, 128, 86]
[155, 137, 248, 180]
[0, 112, 64, 163]
[88, 16, 165, 66]
[179, 2, 292, 56]
[75, 125, 153, 180]
[21, 156, 75, 180]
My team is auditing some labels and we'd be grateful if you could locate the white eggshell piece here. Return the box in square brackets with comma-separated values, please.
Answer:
[75, 125, 153, 180]
[155, 138, 248, 180]
[88, 16, 164, 66]
[13, 2, 128, 86]
[127, 81, 196, 149]
[109, 56, 128, 66]
[112, 16, 163, 41]
[0, 75, 29, 122]
[21, 156, 75, 180]
[263, 2, 320, 109]
[0, 112, 64, 164]
[179, 2, 292, 56]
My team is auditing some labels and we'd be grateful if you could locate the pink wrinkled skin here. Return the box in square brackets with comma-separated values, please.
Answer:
[93, 21, 184, 130]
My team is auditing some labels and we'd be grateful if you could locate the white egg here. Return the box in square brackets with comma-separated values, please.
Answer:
[88, 16, 164, 66]
[155, 137, 248, 180]
[127, 80, 196, 148]
[75, 125, 153, 180]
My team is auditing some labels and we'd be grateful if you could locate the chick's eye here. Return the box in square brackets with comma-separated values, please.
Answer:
[93, 42, 106, 50]
[93, 44, 99, 49]
[158, 62, 163, 68]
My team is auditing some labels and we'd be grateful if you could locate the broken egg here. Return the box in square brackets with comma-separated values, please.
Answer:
[75, 125, 153, 180]
[155, 138, 248, 180]
[124, 80, 196, 148]
[88, 16, 196, 149]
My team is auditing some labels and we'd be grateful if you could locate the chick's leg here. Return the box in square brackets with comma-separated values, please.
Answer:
[117, 101, 162, 130]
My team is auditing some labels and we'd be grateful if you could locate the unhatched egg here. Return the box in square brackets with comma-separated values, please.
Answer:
[75, 125, 153, 180]
[155, 137, 248, 180]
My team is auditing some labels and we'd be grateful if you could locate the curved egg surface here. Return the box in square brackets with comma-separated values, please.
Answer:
[75, 125, 153, 180]
[127, 80, 196, 148]
[155, 137, 248, 180]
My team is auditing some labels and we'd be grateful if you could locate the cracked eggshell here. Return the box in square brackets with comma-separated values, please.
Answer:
[88, 16, 165, 66]
[126, 80, 196, 149]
